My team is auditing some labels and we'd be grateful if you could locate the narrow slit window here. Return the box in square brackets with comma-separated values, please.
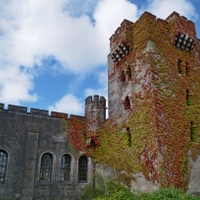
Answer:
[78, 155, 88, 182]
[186, 89, 193, 106]
[0, 150, 8, 183]
[190, 122, 198, 142]
[60, 154, 71, 181]
[178, 59, 183, 74]
[126, 66, 131, 80]
[126, 127, 131, 147]
[186, 62, 190, 76]
[39, 153, 53, 182]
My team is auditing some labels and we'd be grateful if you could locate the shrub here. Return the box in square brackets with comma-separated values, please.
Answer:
[80, 176, 200, 200]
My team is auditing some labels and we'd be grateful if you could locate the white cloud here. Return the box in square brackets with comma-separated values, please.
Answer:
[0, 0, 140, 105]
[48, 94, 83, 115]
[94, 0, 138, 42]
[84, 69, 108, 100]
[146, 0, 197, 20]
[0, 0, 198, 106]
[0, 65, 37, 104]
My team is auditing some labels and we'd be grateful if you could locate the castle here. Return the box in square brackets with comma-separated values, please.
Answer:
[0, 11, 200, 199]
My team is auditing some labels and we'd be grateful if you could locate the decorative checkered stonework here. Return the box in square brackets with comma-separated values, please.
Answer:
[111, 43, 129, 63]
[175, 33, 194, 52]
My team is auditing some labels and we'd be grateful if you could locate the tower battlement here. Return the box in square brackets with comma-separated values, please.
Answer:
[85, 95, 106, 130]
[166, 11, 196, 39]
[85, 95, 106, 107]
[109, 19, 134, 53]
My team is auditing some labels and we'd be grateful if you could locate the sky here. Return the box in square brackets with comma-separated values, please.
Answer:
[0, 0, 199, 116]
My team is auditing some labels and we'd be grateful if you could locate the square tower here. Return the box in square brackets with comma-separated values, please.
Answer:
[107, 11, 200, 189]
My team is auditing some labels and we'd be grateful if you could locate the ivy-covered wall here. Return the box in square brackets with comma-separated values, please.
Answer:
[95, 11, 200, 193]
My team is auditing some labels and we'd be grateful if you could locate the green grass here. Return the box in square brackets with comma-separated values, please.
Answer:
[80, 176, 200, 200]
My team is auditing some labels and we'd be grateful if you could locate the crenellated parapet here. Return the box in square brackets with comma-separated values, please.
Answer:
[0, 103, 82, 120]
[166, 11, 196, 40]
[30, 108, 49, 116]
[109, 19, 134, 53]
[7, 104, 27, 113]
[85, 95, 106, 107]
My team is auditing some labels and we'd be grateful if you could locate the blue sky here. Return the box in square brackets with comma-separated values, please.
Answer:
[0, 0, 199, 116]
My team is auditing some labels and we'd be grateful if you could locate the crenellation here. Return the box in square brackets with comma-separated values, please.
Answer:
[110, 19, 133, 42]
[121, 19, 134, 30]
[166, 11, 196, 39]
[70, 114, 86, 121]
[51, 111, 68, 119]
[94, 95, 100, 105]
[115, 27, 121, 35]
[188, 20, 194, 27]
[0, 103, 79, 119]
[30, 108, 49, 116]
[8, 104, 27, 113]
[100, 96, 106, 103]
[85, 96, 92, 105]
[140, 11, 156, 22]
[0, 103, 4, 110]
[110, 19, 133, 53]
[85, 95, 106, 106]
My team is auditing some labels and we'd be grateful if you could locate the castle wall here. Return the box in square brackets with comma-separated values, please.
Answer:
[107, 11, 200, 192]
[0, 104, 93, 200]
[0, 11, 200, 198]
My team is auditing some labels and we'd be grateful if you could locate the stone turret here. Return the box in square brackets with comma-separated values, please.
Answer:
[85, 95, 106, 132]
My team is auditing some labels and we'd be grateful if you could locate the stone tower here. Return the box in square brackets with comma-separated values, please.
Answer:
[85, 95, 106, 132]
[107, 11, 200, 192]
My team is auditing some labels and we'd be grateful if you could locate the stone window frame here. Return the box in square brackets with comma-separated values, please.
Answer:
[38, 152, 56, 184]
[78, 155, 88, 183]
[60, 153, 73, 182]
[0, 148, 9, 184]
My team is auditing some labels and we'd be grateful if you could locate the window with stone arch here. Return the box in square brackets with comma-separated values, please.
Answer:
[78, 155, 88, 182]
[0, 150, 8, 183]
[39, 153, 53, 182]
[60, 154, 71, 181]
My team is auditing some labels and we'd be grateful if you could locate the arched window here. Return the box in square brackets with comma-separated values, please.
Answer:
[0, 150, 8, 182]
[39, 153, 53, 182]
[78, 155, 88, 182]
[60, 154, 71, 181]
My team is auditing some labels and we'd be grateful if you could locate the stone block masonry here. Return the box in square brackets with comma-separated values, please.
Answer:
[0, 96, 106, 199]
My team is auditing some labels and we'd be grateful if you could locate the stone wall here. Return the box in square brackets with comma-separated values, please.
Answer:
[0, 105, 93, 199]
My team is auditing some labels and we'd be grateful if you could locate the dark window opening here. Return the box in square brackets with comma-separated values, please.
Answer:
[39, 153, 53, 182]
[126, 127, 131, 147]
[178, 59, 183, 74]
[126, 66, 131, 80]
[124, 96, 130, 110]
[186, 89, 193, 106]
[60, 154, 71, 181]
[119, 71, 126, 82]
[190, 122, 198, 142]
[186, 62, 190, 76]
[78, 155, 88, 182]
[0, 150, 8, 183]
